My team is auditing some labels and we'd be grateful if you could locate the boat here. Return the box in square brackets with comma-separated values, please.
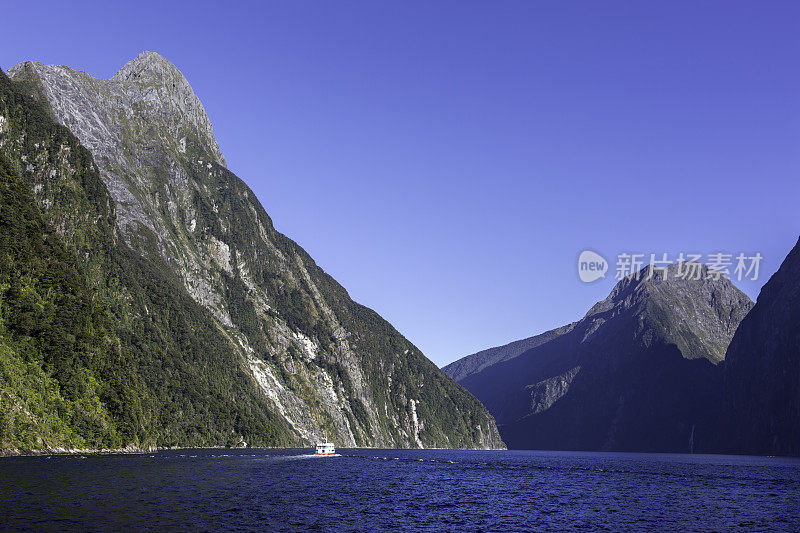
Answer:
[315, 442, 335, 456]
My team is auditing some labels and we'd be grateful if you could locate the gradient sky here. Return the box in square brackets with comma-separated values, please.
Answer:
[2, 1, 798, 366]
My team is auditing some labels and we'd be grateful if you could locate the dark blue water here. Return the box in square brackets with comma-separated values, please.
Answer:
[1, 449, 799, 532]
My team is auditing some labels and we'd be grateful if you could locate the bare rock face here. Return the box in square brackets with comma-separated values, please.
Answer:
[111, 51, 226, 168]
[449, 263, 753, 452]
[9, 52, 224, 239]
[725, 237, 800, 456]
[7, 53, 504, 450]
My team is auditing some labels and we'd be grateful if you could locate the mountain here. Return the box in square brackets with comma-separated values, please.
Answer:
[443, 323, 576, 383]
[725, 237, 800, 456]
[1, 52, 503, 450]
[446, 263, 753, 452]
[0, 68, 296, 451]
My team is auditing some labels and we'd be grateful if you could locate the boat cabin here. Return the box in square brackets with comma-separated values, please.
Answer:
[315, 442, 335, 455]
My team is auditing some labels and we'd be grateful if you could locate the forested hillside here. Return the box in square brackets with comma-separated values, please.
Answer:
[0, 69, 296, 451]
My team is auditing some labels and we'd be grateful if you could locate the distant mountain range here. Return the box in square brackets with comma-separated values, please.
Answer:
[447, 248, 800, 456]
[0, 52, 503, 453]
[445, 263, 760, 452]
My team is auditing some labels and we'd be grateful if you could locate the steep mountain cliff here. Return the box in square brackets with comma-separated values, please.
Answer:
[725, 237, 800, 456]
[448, 263, 753, 451]
[0, 68, 296, 451]
[4, 53, 503, 450]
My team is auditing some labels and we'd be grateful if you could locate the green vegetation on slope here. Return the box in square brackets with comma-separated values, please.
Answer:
[0, 153, 144, 449]
[0, 70, 297, 450]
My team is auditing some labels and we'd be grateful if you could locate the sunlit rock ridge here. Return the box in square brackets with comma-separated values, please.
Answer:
[6, 52, 503, 449]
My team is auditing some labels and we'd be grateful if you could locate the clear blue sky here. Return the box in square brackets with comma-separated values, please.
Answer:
[2, 1, 798, 366]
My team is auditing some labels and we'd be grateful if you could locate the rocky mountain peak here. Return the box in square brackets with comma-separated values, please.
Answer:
[585, 261, 753, 363]
[111, 51, 179, 82]
[8, 52, 227, 237]
[9, 52, 225, 169]
[111, 50, 225, 168]
[605, 262, 712, 300]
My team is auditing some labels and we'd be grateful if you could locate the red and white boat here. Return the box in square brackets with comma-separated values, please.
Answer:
[315, 442, 335, 456]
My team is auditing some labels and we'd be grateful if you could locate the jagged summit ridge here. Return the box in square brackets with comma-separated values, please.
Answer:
[9, 52, 225, 168]
[112, 51, 180, 81]
[585, 262, 753, 362]
[111, 51, 225, 166]
[8, 52, 225, 238]
[599, 262, 718, 306]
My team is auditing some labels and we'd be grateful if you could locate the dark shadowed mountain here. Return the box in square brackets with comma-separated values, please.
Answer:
[725, 237, 800, 456]
[446, 263, 753, 452]
[443, 323, 576, 383]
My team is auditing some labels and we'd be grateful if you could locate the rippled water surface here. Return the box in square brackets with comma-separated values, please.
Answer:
[1, 449, 799, 531]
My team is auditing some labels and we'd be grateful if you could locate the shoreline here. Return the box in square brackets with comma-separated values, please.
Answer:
[0, 444, 507, 458]
[0, 445, 271, 458]
[2, 446, 796, 460]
